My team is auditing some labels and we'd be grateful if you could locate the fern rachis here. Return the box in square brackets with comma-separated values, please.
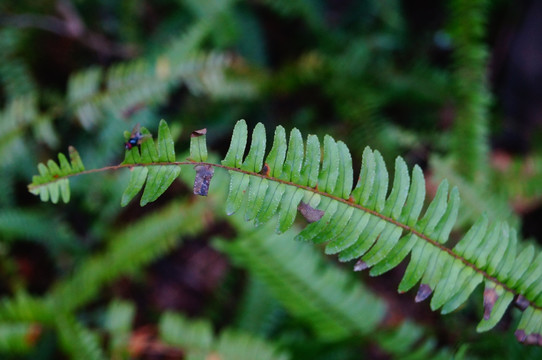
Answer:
[27, 119, 542, 345]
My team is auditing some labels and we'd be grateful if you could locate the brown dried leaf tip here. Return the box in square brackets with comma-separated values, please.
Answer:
[515, 294, 530, 311]
[483, 287, 499, 320]
[353, 259, 368, 272]
[515, 329, 542, 346]
[191, 128, 207, 137]
[415, 284, 433, 303]
[25, 324, 42, 346]
[260, 163, 270, 176]
[193, 164, 214, 196]
[298, 202, 325, 223]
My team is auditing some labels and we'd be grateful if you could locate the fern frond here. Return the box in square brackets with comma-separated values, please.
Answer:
[47, 198, 209, 314]
[216, 217, 386, 341]
[0, 291, 54, 324]
[104, 300, 135, 357]
[121, 120, 181, 206]
[430, 156, 520, 229]
[24, 118, 542, 343]
[234, 277, 285, 337]
[27, 146, 85, 204]
[449, 0, 491, 183]
[56, 315, 106, 360]
[216, 216, 457, 357]
[0, 95, 38, 161]
[0, 323, 41, 354]
[159, 312, 290, 360]
[219, 120, 542, 343]
[0, 208, 78, 253]
[66, 21, 256, 128]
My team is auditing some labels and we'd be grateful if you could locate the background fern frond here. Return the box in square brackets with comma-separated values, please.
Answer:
[104, 300, 135, 358]
[48, 198, 209, 314]
[159, 312, 290, 360]
[0, 208, 79, 254]
[449, 0, 491, 183]
[0, 323, 41, 355]
[66, 22, 256, 129]
[215, 217, 386, 341]
[55, 315, 106, 360]
[215, 216, 458, 358]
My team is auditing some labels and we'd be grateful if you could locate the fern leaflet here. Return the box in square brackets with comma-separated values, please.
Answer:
[28, 146, 84, 203]
[121, 119, 180, 206]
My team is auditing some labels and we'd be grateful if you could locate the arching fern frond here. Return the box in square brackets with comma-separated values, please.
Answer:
[0, 323, 41, 354]
[55, 315, 106, 360]
[27, 146, 84, 204]
[104, 300, 134, 357]
[219, 120, 542, 344]
[66, 21, 256, 128]
[215, 217, 386, 342]
[159, 312, 290, 360]
[216, 216, 456, 358]
[25, 119, 542, 344]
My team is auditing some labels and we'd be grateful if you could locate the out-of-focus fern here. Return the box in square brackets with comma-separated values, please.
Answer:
[104, 300, 135, 358]
[449, 0, 491, 183]
[0, 28, 36, 100]
[0, 208, 79, 254]
[0, 323, 41, 354]
[234, 277, 286, 338]
[0, 96, 58, 162]
[492, 155, 542, 212]
[48, 199, 210, 314]
[159, 312, 290, 360]
[0, 197, 211, 328]
[0, 291, 54, 325]
[215, 218, 386, 341]
[55, 314, 106, 360]
[431, 156, 520, 229]
[216, 215, 455, 358]
[67, 20, 257, 129]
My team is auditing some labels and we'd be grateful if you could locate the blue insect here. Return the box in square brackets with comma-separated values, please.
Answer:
[125, 123, 149, 150]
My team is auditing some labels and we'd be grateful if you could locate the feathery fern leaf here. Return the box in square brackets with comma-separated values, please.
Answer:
[0, 292, 54, 325]
[27, 146, 84, 204]
[56, 315, 106, 360]
[449, 0, 491, 183]
[0, 323, 41, 354]
[159, 312, 290, 360]
[47, 198, 208, 314]
[216, 216, 457, 357]
[219, 120, 542, 343]
[0, 208, 77, 253]
[121, 120, 180, 206]
[430, 156, 520, 229]
[215, 216, 386, 341]
[66, 19, 256, 129]
[104, 300, 135, 357]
